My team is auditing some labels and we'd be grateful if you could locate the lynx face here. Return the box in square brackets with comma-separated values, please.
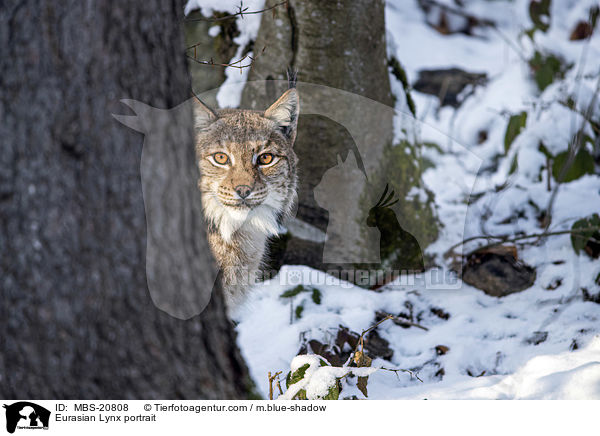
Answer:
[194, 89, 299, 242]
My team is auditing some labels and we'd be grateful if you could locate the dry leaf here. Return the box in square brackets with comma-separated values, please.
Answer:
[357, 376, 369, 397]
[353, 350, 372, 367]
[435, 345, 450, 355]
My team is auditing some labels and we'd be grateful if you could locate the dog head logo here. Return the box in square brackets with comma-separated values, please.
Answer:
[3, 402, 50, 434]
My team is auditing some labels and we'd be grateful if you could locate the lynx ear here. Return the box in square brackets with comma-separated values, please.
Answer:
[264, 89, 299, 144]
[193, 95, 218, 130]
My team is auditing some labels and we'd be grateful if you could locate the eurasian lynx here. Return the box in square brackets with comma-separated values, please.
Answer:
[194, 78, 299, 307]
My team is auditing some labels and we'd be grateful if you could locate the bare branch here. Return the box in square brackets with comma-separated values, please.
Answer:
[379, 366, 424, 383]
[445, 226, 600, 259]
[186, 45, 265, 72]
[184, 0, 288, 22]
[360, 314, 394, 342]
[267, 370, 283, 400]
[186, 53, 253, 70]
[390, 316, 429, 331]
[268, 371, 273, 400]
[184, 0, 275, 71]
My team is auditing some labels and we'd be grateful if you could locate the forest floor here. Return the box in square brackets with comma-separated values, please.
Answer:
[187, 0, 600, 399]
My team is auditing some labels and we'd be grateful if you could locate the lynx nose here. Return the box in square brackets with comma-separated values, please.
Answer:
[235, 185, 252, 199]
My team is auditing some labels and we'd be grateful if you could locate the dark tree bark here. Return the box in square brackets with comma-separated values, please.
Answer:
[0, 0, 250, 398]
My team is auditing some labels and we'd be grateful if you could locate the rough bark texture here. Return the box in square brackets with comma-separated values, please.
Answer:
[242, 0, 396, 270]
[0, 0, 250, 398]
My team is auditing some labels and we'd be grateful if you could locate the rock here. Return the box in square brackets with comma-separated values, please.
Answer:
[461, 250, 536, 297]
[413, 68, 487, 107]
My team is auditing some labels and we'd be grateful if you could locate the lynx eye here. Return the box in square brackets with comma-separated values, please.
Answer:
[257, 153, 274, 166]
[212, 152, 229, 165]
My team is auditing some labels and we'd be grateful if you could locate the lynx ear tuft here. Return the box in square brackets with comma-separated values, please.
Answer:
[264, 89, 299, 143]
[193, 95, 218, 130]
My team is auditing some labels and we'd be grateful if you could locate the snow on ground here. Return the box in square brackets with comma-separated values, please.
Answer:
[187, 0, 600, 399]
[235, 263, 600, 399]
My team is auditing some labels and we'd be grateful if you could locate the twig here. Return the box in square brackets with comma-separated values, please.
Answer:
[268, 371, 282, 400]
[379, 366, 423, 383]
[268, 371, 273, 400]
[186, 53, 255, 70]
[186, 45, 265, 72]
[361, 315, 393, 339]
[354, 315, 394, 355]
[445, 227, 600, 258]
[279, 316, 425, 397]
[445, 234, 512, 256]
[390, 316, 429, 331]
[184, 0, 288, 22]
[184, 0, 274, 71]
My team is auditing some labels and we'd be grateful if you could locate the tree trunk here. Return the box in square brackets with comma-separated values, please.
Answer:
[242, 0, 438, 278]
[0, 0, 250, 399]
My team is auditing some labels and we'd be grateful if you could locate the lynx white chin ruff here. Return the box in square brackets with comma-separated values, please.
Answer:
[203, 193, 283, 243]
[194, 74, 299, 308]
